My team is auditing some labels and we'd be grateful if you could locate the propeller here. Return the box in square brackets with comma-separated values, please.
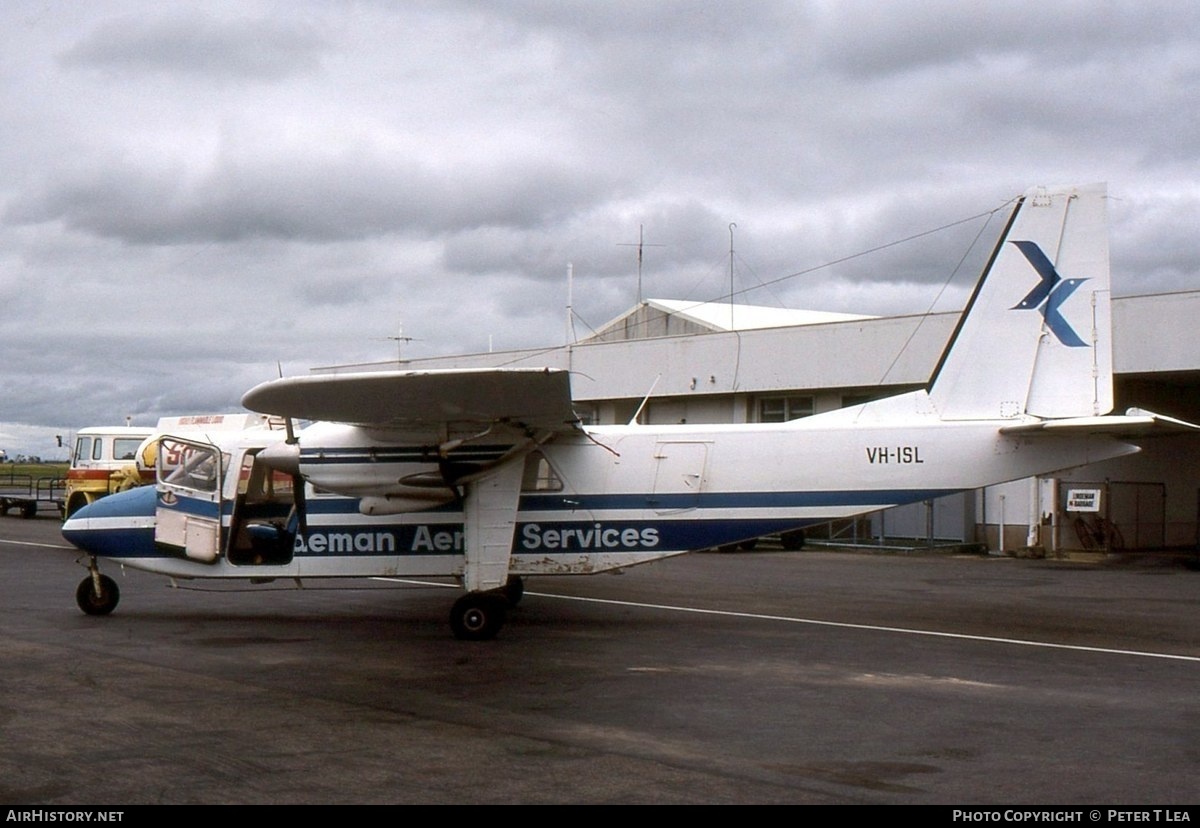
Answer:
[260, 366, 308, 537]
[258, 419, 307, 537]
[286, 418, 308, 538]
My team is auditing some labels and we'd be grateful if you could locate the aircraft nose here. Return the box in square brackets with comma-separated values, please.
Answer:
[62, 506, 89, 533]
[257, 440, 301, 476]
[63, 495, 102, 528]
[61, 493, 111, 548]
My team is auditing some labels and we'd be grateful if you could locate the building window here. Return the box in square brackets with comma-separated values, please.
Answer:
[841, 393, 879, 408]
[758, 395, 814, 422]
[522, 452, 564, 492]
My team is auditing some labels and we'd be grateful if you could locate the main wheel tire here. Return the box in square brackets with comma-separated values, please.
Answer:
[503, 575, 525, 606]
[76, 574, 120, 616]
[450, 593, 507, 641]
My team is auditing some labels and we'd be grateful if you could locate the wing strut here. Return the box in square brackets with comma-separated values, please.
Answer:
[462, 459, 524, 594]
[449, 459, 525, 640]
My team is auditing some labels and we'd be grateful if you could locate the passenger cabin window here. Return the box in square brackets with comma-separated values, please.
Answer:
[236, 452, 295, 503]
[92, 439, 104, 461]
[521, 452, 563, 492]
[758, 395, 814, 422]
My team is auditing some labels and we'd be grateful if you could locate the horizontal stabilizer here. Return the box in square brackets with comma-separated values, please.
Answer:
[998, 408, 1200, 438]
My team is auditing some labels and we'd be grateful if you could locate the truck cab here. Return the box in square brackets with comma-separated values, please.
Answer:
[65, 427, 156, 517]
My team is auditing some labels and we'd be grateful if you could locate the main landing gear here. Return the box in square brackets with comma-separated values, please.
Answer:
[76, 570, 120, 616]
[448, 576, 524, 641]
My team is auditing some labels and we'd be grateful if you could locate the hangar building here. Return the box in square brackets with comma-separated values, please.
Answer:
[320, 290, 1200, 555]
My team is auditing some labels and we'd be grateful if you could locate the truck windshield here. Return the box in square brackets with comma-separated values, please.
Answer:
[73, 437, 92, 466]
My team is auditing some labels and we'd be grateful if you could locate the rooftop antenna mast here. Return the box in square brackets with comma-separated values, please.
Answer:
[384, 320, 417, 363]
[566, 262, 576, 345]
[728, 222, 737, 330]
[618, 224, 665, 305]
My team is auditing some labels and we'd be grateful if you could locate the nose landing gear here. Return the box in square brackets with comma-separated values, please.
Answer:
[76, 560, 120, 616]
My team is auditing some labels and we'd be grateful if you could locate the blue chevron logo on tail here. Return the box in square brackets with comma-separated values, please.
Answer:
[1009, 240, 1089, 347]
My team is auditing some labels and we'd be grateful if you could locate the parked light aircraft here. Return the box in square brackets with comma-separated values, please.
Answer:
[61, 182, 1183, 639]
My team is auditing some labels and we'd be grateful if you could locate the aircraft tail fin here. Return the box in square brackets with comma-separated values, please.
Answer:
[928, 183, 1112, 420]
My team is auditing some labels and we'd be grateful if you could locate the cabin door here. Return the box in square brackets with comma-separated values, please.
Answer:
[154, 436, 224, 563]
[650, 441, 708, 514]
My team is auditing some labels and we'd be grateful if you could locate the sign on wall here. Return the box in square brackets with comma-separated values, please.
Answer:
[1066, 488, 1102, 512]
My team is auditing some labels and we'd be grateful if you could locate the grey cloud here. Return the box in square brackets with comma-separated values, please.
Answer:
[481, 0, 800, 47]
[59, 10, 327, 81]
[810, 1, 1200, 79]
[440, 198, 739, 293]
[6, 152, 612, 244]
[1111, 191, 1200, 296]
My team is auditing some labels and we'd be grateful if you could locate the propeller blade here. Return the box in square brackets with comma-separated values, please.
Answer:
[292, 472, 308, 537]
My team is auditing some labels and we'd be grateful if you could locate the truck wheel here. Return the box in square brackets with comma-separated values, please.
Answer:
[65, 494, 89, 518]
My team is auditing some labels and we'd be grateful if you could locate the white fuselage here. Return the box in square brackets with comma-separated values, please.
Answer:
[62, 387, 1138, 586]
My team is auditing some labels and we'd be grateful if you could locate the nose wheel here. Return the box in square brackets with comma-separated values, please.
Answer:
[76, 573, 120, 616]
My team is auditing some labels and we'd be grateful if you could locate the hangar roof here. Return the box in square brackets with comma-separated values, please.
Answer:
[584, 299, 874, 342]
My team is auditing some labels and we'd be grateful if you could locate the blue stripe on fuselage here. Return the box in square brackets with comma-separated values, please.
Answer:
[61, 481, 963, 561]
[160, 492, 220, 518]
[295, 517, 813, 558]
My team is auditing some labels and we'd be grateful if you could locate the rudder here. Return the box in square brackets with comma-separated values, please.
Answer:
[928, 183, 1112, 421]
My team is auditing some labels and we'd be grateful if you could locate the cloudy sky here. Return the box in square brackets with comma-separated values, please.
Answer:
[2, 1, 1198, 458]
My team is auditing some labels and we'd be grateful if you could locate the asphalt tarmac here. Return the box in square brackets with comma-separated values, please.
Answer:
[2, 514, 1199, 805]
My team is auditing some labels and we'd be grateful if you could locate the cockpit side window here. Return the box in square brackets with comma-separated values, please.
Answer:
[158, 438, 221, 493]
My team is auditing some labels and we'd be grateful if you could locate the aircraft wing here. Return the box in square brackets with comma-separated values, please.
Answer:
[998, 408, 1200, 438]
[242, 367, 579, 433]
